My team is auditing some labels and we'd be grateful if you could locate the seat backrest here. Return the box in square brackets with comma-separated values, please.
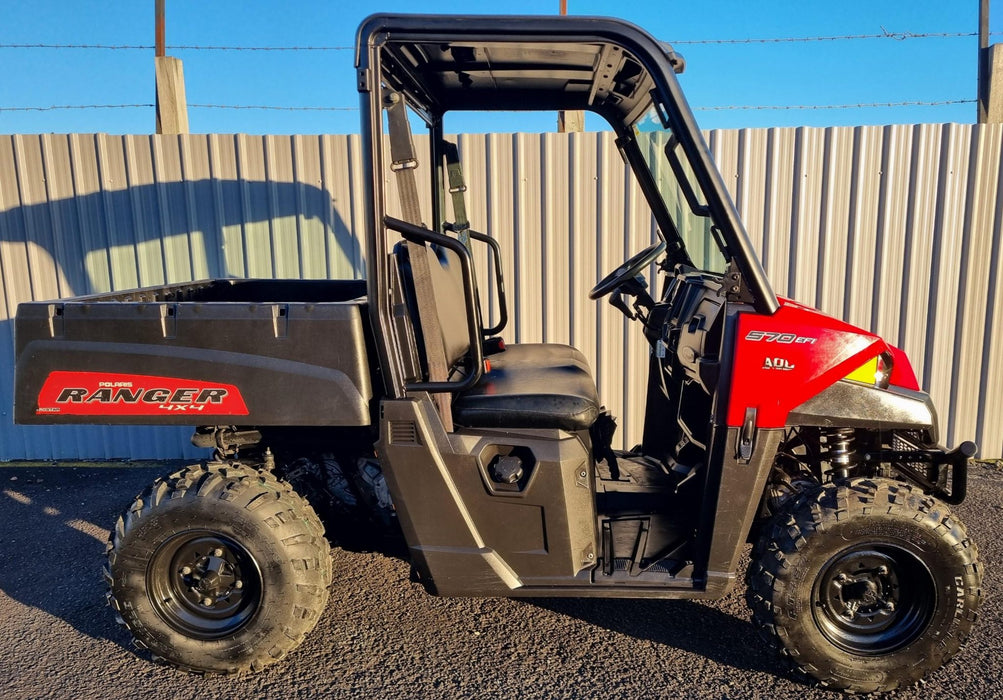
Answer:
[395, 241, 477, 375]
[425, 244, 474, 368]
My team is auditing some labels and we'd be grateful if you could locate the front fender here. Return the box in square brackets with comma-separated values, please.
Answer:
[787, 380, 939, 444]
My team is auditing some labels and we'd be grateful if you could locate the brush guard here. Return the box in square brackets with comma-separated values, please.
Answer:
[862, 440, 976, 505]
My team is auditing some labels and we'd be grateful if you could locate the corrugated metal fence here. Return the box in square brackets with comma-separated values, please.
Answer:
[1, 125, 1001, 460]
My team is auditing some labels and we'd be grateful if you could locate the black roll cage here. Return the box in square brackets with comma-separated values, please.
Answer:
[356, 13, 779, 397]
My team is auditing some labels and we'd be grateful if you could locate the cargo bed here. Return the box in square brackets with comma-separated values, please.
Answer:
[14, 279, 374, 426]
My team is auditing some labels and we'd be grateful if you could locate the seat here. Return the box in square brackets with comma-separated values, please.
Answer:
[453, 355, 600, 431]
[394, 243, 600, 432]
[488, 342, 590, 373]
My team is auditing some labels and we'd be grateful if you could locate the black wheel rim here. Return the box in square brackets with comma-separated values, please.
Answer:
[147, 531, 262, 640]
[812, 544, 936, 656]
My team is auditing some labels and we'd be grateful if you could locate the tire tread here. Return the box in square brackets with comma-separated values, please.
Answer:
[106, 462, 331, 674]
[746, 477, 982, 693]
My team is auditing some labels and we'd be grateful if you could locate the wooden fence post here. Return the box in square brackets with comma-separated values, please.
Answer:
[155, 56, 189, 134]
[154, 0, 189, 134]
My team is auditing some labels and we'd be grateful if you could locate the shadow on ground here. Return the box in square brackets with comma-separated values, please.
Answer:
[528, 592, 790, 681]
[0, 466, 169, 650]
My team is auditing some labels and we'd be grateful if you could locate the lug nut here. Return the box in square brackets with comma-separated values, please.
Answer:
[876, 565, 889, 576]
[884, 601, 896, 612]
[234, 580, 243, 589]
[180, 566, 191, 575]
[202, 597, 214, 607]
[213, 548, 224, 557]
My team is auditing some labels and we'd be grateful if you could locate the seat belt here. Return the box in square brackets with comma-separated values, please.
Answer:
[441, 139, 488, 335]
[441, 140, 471, 253]
[384, 91, 454, 431]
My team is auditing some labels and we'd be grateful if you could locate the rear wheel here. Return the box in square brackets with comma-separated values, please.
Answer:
[105, 462, 331, 673]
[746, 478, 981, 693]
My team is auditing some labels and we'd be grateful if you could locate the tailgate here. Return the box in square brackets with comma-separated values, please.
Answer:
[15, 298, 373, 426]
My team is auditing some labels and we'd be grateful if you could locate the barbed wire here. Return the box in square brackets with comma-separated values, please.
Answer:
[0, 104, 358, 112]
[0, 104, 155, 112]
[171, 44, 352, 51]
[0, 43, 352, 51]
[1, 29, 1000, 51]
[1, 100, 975, 113]
[694, 99, 975, 111]
[670, 29, 996, 45]
[188, 103, 356, 111]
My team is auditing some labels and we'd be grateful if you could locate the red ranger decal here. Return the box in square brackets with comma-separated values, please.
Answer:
[36, 372, 249, 416]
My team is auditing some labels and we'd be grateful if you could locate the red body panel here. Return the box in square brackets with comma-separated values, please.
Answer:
[36, 372, 249, 417]
[886, 344, 920, 391]
[726, 299, 887, 428]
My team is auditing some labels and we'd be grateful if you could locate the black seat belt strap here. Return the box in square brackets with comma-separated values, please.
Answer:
[442, 140, 471, 253]
[384, 91, 453, 431]
[442, 139, 490, 334]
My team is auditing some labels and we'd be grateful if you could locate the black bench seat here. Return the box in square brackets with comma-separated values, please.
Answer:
[395, 240, 600, 432]
[453, 343, 600, 431]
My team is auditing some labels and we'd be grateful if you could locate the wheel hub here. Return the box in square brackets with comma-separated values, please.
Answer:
[148, 532, 262, 639]
[826, 554, 898, 625]
[813, 545, 935, 656]
[178, 549, 244, 605]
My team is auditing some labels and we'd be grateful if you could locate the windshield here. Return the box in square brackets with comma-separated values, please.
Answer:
[634, 107, 728, 273]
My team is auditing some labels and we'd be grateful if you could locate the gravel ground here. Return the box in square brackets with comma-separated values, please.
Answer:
[1, 462, 1000, 700]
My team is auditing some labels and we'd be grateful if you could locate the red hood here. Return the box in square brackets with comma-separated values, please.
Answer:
[775, 296, 919, 390]
[726, 298, 918, 428]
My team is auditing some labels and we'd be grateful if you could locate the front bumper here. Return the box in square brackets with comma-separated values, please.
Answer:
[862, 440, 977, 504]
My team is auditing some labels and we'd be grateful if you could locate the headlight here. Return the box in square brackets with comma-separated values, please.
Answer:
[875, 351, 893, 389]
[845, 351, 893, 389]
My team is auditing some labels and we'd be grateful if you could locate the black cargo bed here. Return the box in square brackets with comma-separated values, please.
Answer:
[14, 279, 374, 427]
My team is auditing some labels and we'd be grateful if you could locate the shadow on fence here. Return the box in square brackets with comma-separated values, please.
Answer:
[0, 179, 364, 460]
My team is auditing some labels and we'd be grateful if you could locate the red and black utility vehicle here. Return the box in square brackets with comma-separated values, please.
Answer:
[14, 13, 982, 693]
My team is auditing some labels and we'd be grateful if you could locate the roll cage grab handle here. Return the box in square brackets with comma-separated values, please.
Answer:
[468, 230, 509, 337]
[384, 215, 485, 394]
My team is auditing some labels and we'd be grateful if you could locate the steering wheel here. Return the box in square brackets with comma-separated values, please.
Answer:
[588, 240, 667, 300]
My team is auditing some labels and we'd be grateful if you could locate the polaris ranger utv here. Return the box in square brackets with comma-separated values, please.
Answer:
[13, 13, 982, 693]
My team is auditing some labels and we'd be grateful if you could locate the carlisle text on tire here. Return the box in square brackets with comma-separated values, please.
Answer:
[746, 478, 982, 693]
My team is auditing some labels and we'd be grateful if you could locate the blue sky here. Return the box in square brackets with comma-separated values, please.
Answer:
[0, 1, 998, 134]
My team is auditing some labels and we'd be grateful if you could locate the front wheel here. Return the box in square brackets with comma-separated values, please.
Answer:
[105, 462, 331, 673]
[746, 478, 981, 693]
